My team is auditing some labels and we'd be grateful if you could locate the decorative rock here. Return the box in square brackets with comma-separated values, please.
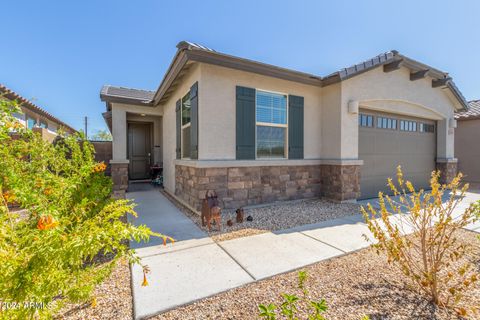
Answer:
[246, 215, 253, 222]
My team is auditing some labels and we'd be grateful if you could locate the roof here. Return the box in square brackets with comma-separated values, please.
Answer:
[100, 85, 155, 107]
[100, 42, 469, 111]
[0, 84, 77, 133]
[323, 50, 468, 111]
[455, 100, 480, 120]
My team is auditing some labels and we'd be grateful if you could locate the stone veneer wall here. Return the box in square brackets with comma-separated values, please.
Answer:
[175, 164, 361, 211]
[436, 161, 458, 185]
[111, 163, 129, 199]
[320, 165, 360, 202]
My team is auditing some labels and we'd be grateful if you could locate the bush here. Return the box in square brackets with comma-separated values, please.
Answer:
[362, 166, 479, 315]
[0, 100, 166, 319]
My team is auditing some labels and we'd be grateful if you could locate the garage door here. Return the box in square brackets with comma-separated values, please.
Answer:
[359, 111, 436, 199]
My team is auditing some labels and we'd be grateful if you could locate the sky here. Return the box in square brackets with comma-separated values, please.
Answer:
[1, 0, 479, 135]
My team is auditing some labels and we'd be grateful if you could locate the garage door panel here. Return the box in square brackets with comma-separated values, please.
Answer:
[359, 112, 436, 199]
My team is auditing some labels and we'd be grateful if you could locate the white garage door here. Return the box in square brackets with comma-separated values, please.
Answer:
[359, 111, 436, 199]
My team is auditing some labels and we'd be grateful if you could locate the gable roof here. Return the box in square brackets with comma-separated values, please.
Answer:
[0, 84, 77, 133]
[322, 50, 468, 111]
[455, 100, 480, 120]
[100, 41, 469, 112]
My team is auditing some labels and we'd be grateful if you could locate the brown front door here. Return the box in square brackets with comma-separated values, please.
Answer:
[128, 122, 152, 180]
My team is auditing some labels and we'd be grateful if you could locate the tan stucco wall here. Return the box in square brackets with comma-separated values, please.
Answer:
[320, 83, 342, 158]
[109, 61, 460, 195]
[160, 63, 201, 193]
[455, 119, 480, 182]
[199, 63, 323, 160]
[111, 102, 163, 161]
[340, 67, 456, 159]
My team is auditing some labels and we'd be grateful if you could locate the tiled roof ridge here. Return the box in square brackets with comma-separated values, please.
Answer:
[0, 83, 77, 132]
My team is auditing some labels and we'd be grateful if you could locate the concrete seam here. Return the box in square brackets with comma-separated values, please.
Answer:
[137, 241, 214, 259]
[215, 242, 257, 281]
[298, 232, 348, 254]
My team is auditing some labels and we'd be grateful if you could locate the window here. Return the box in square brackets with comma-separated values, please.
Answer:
[26, 117, 36, 129]
[400, 120, 417, 132]
[256, 90, 287, 158]
[359, 114, 373, 127]
[419, 123, 435, 133]
[181, 92, 191, 158]
[39, 121, 48, 129]
[377, 116, 397, 130]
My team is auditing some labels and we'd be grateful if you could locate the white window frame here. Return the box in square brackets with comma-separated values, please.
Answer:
[255, 89, 289, 159]
[180, 91, 191, 159]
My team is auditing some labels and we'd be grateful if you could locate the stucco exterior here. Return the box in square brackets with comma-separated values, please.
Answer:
[102, 45, 465, 204]
[161, 63, 201, 192]
[198, 63, 323, 160]
[455, 118, 480, 182]
[340, 66, 456, 159]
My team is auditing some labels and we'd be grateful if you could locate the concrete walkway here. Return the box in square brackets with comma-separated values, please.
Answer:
[128, 186, 480, 319]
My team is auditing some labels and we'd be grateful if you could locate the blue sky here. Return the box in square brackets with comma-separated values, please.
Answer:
[2, 0, 479, 135]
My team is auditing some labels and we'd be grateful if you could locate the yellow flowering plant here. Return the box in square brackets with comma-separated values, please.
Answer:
[0, 99, 167, 319]
[362, 166, 479, 315]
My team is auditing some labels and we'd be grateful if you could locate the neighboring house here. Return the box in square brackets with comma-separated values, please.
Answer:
[100, 41, 468, 209]
[1, 84, 77, 141]
[455, 100, 480, 183]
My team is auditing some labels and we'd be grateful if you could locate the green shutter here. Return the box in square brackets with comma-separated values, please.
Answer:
[190, 82, 199, 159]
[236, 86, 256, 159]
[288, 95, 304, 159]
[175, 99, 181, 159]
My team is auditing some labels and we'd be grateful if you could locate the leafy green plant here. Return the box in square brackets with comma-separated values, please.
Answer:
[0, 100, 167, 319]
[362, 166, 479, 316]
[258, 303, 277, 320]
[475, 200, 480, 241]
[258, 271, 369, 320]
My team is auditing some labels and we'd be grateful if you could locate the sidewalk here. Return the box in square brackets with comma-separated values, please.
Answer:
[128, 187, 480, 319]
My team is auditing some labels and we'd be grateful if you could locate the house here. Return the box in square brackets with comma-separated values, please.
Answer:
[1, 84, 77, 141]
[455, 100, 480, 183]
[100, 41, 468, 209]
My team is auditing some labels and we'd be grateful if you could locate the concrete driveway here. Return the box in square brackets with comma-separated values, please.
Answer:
[357, 187, 480, 232]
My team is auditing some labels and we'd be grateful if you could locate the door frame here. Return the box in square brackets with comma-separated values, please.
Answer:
[127, 121, 153, 180]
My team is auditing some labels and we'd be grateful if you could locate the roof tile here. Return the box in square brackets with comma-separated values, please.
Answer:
[456, 100, 480, 119]
[0, 84, 77, 132]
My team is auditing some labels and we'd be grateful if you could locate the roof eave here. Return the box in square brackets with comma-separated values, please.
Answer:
[99, 93, 154, 107]
[152, 43, 322, 104]
[0, 84, 77, 133]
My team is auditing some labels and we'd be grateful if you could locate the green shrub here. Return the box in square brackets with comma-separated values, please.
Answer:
[0, 100, 166, 319]
[258, 271, 369, 320]
[362, 166, 479, 316]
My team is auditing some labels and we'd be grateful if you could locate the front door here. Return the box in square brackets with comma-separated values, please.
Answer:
[128, 122, 152, 180]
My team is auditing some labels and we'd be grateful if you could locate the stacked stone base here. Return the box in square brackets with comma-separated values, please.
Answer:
[111, 162, 129, 199]
[175, 164, 360, 211]
[436, 160, 458, 185]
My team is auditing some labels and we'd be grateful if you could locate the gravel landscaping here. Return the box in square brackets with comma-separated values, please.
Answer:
[57, 258, 132, 320]
[156, 229, 480, 320]
[55, 229, 479, 320]
[161, 190, 362, 242]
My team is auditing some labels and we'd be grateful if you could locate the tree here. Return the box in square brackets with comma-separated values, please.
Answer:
[90, 129, 112, 141]
[0, 100, 170, 319]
